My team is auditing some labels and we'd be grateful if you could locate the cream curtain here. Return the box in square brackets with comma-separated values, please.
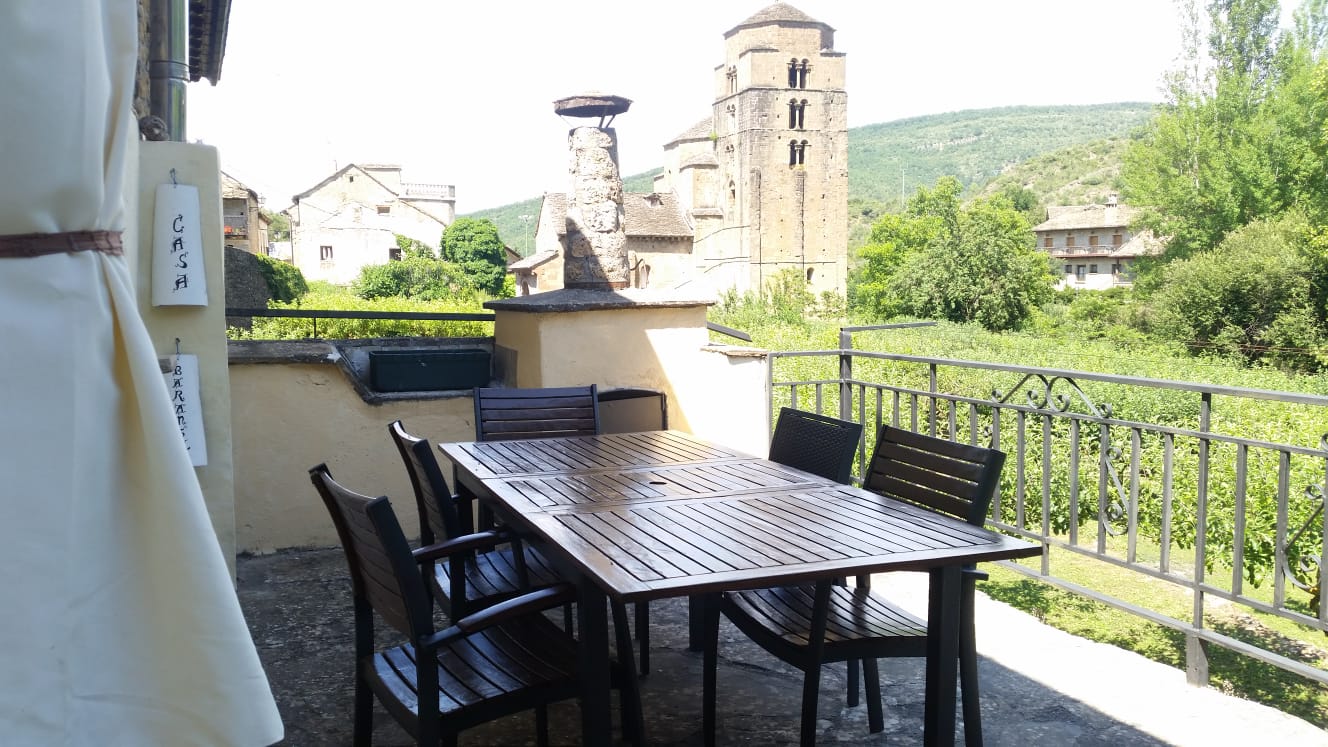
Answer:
[0, 2, 282, 744]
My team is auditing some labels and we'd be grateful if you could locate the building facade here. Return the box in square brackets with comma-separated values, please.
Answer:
[1032, 197, 1162, 290]
[221, 171, 269, 258]
[286, 164, 455, 285]
[529, 3, 849, 299]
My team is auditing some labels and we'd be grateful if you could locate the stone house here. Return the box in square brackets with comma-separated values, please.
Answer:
[1032, 196, 1162, 290]
[221, 171, 269, 258]
[530, 2, 849, 299]
[286, 163, 455, 285]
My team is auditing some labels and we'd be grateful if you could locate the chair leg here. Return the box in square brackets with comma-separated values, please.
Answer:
[864, 658, 884, 734]
[799, 660, 823, 747]
[352, 673, 373, 747]
[611, 601, 644, 746]
[536, 704, 550, 747]
[701, 593, 721, 747]
[847, 658, 860, 707]
[636, 601, 650, 676]
[563, 602, 574, 635]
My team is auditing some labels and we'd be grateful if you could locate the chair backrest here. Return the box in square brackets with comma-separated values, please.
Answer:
[768, 407, 864, 484]
[309, 463, 433, 640]
[388, 420, 461, 545]
[862, 425, 1006, 526]
[473, 384, 601, 441]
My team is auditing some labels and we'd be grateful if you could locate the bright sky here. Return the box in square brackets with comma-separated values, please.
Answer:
[188, 1, 1300, 214]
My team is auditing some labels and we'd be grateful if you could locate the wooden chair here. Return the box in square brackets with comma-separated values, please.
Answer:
[473, 385, 600, 441]
[767, 407, 863, 483]
[703, 425, 1006, 746]
[309, 464, 642, 747]
[389, 420, 562, 620]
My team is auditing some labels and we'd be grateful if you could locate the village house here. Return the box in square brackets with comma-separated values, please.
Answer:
[1033, 195, 1162, 289]
[528, 2, 849, 299]
[221, 171, 269, 258]
[285, 163, 455, 285]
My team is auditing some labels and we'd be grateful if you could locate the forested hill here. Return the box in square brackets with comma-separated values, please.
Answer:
[849, 103, 1154, 207]
[468, 102, 1156, 255]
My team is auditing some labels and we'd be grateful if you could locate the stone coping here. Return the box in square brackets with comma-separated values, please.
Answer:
[484, 288, 715, 314]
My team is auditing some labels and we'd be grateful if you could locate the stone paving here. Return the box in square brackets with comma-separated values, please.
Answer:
[238, 548, 1327, 746]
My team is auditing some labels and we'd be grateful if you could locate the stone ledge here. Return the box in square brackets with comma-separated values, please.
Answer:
[702, 344, 770, 359]
[485, 288, 715, 313]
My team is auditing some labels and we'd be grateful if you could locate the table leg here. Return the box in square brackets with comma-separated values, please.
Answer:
[577, 579, 612, 747]
[924, 565, 962, 747]
[688, 594, 705, 651]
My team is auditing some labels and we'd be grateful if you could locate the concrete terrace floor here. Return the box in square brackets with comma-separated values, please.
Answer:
[238, 548, 1328, 746]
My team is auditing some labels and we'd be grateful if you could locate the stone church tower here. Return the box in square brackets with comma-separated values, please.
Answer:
[657, 3, 848, 298]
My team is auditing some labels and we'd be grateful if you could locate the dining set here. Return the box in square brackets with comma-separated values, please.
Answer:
[309, 385, 1041, 746]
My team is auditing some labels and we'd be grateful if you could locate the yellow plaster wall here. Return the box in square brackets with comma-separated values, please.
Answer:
[493, 302, 771, 455]
[229, 362, 477, 552]
[129, 142, 238, 573]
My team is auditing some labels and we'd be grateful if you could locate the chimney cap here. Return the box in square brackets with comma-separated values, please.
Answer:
[554, 93, 632, 127]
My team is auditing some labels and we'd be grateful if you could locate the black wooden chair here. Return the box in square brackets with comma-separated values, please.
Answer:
[472, 386, 653, 675]
[703, 425, 1006, 746]
[310, 464, 642, 747]
[473, 385, 600, 441]
[389, 420, 562, 620]
[767, 407, 863, 482]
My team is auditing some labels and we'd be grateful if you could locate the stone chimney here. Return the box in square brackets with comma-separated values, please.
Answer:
[553, 94, 632, 290]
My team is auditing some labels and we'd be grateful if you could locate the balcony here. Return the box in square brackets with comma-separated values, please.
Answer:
[223, 213, 248, 238]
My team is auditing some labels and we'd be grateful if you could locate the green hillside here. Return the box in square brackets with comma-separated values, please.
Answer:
[469, 103, 1156, 256]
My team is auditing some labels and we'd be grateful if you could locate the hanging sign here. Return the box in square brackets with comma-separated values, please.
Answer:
[164, 353, 209, 467]
[152, 180, 208, 306]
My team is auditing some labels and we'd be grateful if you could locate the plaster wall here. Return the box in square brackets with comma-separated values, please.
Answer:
[492, 301, 770, 455]
[229, 362, 475, 552]
[129, 141, 238, 573]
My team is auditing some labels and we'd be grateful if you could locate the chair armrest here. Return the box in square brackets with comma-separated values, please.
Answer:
[418, 583, 578, 649]
[413, 528, 516, 563]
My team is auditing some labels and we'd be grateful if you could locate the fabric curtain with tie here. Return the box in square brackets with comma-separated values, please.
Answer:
[0, 2, 282, 744]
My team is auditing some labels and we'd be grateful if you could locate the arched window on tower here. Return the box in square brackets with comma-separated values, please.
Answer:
[798, 140, 810, 165]
[798, 60, 810, 89]
[788, 139, 799, 167]
[788, 100, 798, 129]
[788, 59, 799, 88]
[797, 99, 807, 129]
[806, 267, 815, 283]
[728, 180, 736, 209]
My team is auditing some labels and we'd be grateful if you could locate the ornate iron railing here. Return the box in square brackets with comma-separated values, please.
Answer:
[770, 324, 1328, 687]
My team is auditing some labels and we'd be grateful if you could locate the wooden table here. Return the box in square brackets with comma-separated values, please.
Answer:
[442, 430, 1040, 746]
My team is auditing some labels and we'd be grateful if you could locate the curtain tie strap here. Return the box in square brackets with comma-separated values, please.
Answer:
[0, 230, 124, 258]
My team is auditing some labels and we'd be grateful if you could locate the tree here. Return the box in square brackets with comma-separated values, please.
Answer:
[1122, 0, 1328, 260]
[851, 177, 1053, 331]
[262, 209, 290, 242]
[441, 217, 507, 295]
[394, 233, 437, 260]
[1151, 211, 1325, 370]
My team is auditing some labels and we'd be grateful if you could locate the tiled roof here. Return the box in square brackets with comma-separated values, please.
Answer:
[731, 3, 824, 31]
[1033, 203, 1140, 232]
[680, 153, 718, 169]
[220, 171, 257, 201]
[508, 250, 558, 270]
[668, 117, 714, 146]
[540, 193, 693, 239]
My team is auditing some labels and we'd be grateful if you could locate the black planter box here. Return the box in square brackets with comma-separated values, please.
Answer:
[368, 349, 491, 392]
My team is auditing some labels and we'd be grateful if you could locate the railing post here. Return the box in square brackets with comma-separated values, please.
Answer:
[1187, 392, 1212, 686]
[839, 327, 853, 425]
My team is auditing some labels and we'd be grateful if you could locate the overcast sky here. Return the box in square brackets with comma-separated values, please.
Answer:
[188, 1, 1300, 214]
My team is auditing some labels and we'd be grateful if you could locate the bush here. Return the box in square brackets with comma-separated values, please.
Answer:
[254, 254, 308, 302]
[354, 257, 472, 302]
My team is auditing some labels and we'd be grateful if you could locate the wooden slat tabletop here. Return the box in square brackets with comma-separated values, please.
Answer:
[519, 485, 1039, 602]
[445, 430, 748, 480]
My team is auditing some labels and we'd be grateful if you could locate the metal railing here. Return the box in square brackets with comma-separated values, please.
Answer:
[225, 307, 496, 338]
[771, 323, 1328, 687]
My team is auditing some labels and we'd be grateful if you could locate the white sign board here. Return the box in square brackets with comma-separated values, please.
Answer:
[164, 353, 208, 467]
[152, 183, 208, 306]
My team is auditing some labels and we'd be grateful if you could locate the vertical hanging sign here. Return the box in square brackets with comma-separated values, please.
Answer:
[152, 173, 208, 306]
[164, 351, 209, 467]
